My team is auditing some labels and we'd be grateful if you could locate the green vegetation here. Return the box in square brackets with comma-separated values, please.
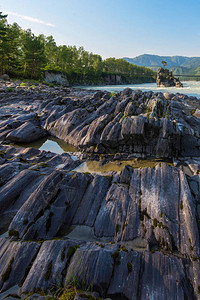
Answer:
[6, 87, 14, 92]
[120, 245, 128, 252]
[189, 238, 194, 251]
[60, 287, 101, 300]
[40, 162, 49, 168]
[161, 60, 167, 68]
[153, 218, 159, 227]
[20, 82, 27, 86]
[156, 101, 165, 119]
[60, 288, 77, 300]
[0, 12, 156, 84]
[146, 106, 152, 118]
[122, 221, 128, 231]
[0, 150, 5, 157]
[95, 242, 105, 248]
[1, 257, 14, 282]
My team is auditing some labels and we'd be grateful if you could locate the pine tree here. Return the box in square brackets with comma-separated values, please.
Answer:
[22, 29, 46, 79]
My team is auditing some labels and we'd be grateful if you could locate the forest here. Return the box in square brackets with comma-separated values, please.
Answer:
[0, 12, 156, 84]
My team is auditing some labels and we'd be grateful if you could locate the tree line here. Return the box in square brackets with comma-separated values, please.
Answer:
[0, 12, 156, 84]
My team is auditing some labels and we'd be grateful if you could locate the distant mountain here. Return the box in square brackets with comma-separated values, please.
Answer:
[123, 54, 200, 79]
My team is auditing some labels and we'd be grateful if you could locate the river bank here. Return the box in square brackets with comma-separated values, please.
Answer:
[0, 80, 200, 299]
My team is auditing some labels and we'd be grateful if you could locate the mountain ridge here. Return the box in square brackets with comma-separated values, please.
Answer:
[123, 54, 200, 79]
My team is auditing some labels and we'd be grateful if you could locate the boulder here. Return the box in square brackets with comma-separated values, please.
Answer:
[6, 122, 46, 143]
[44, 71, 69, 86]
[0, 74, 10, 81]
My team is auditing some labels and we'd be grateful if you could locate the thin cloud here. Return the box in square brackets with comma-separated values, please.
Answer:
[5, 11, 55, 28]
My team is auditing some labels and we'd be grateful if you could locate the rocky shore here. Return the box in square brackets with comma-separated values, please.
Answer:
[0, 80, 200, 299]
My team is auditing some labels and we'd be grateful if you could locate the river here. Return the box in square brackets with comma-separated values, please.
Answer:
[82, 81, 200, 98]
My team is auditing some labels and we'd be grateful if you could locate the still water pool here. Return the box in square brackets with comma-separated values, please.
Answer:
[73, 159, 173, 174]
[13, 136, 78, 155]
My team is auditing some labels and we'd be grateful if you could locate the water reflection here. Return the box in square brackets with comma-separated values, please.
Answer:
[13, 136, 78, 155]
[73, 159, 173, 174]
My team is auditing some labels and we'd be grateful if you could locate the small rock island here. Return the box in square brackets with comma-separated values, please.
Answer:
[156, 67, 183, 87]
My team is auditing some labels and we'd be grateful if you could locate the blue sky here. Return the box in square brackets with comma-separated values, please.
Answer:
[1, 0, 200, 58]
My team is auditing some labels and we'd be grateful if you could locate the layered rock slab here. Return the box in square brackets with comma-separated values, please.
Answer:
[0, 157, 199, 298]
[5, 161, 200, 260]
[45, 90, 200, 158]
[0, 239, 40, 293]
[15, 241, 197, 299]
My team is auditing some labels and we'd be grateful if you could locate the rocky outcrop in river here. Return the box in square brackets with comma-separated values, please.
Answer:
[0, 80, 200, 299]
[156, 67, 183, 88]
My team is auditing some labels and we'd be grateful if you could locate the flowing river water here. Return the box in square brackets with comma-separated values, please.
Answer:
[81, 81, 200, 98]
